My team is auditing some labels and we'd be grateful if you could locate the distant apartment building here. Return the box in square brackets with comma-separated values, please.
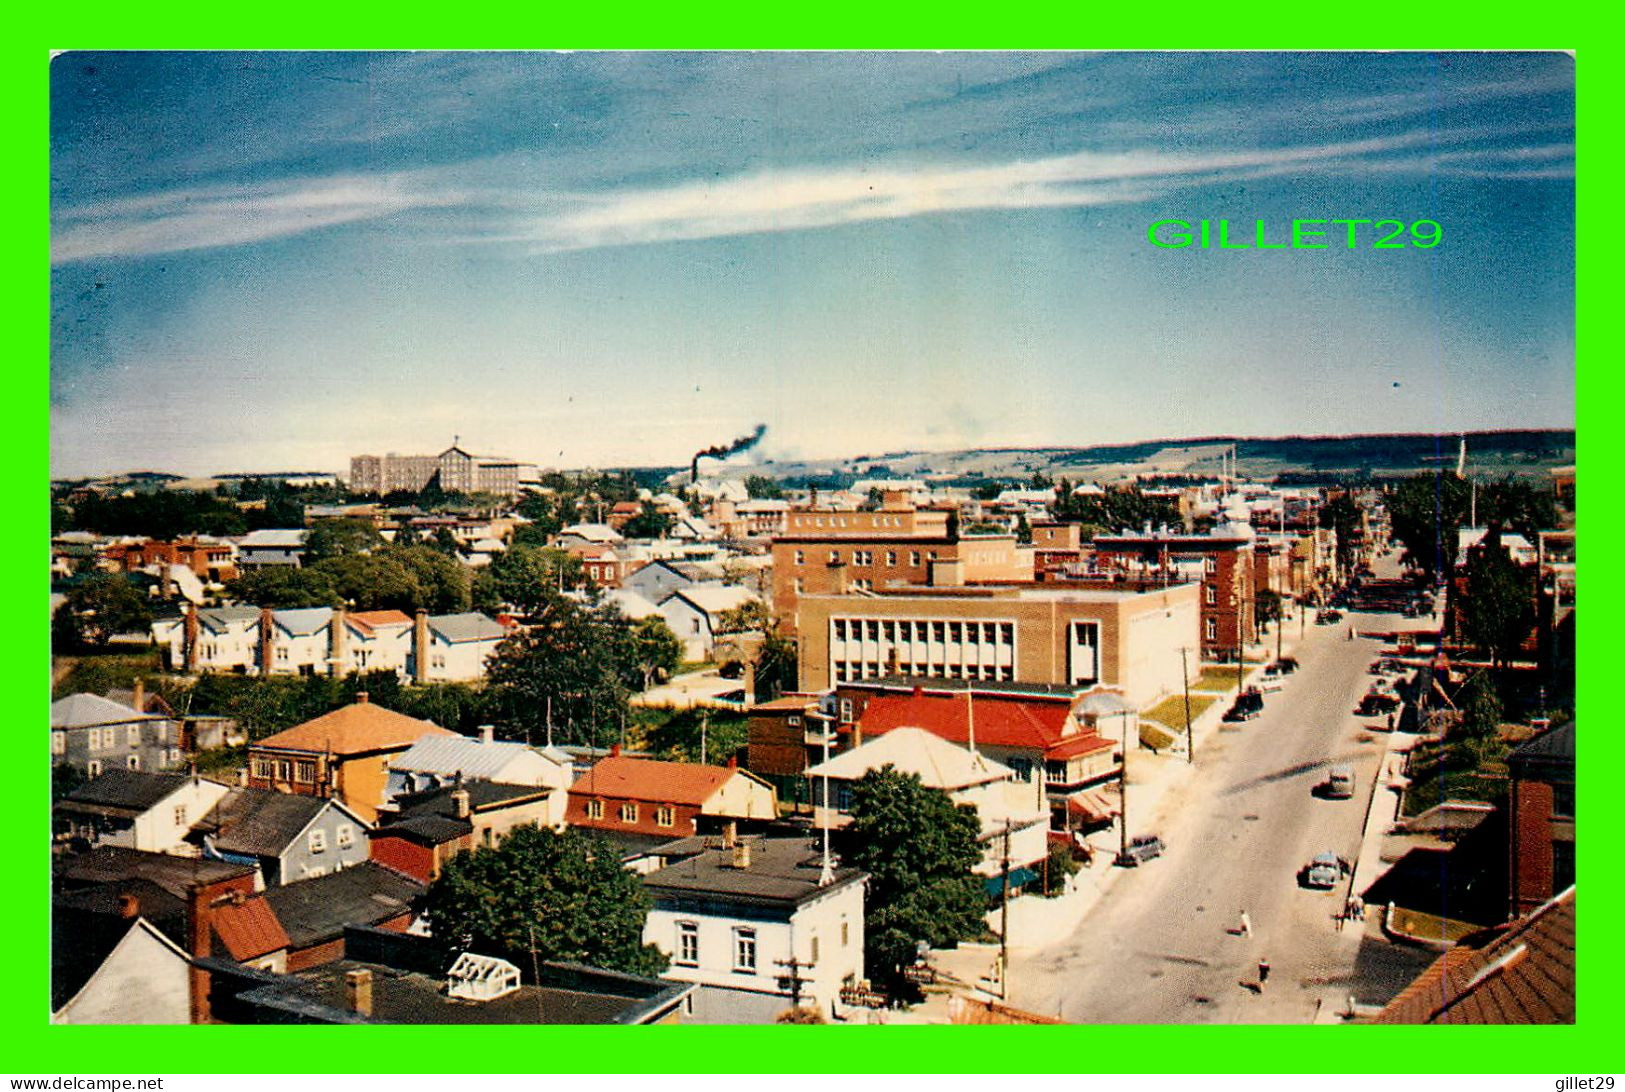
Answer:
[349, 445, 523, 498]
[1091, 527, 1256, 659]
[101, 537, 238, 584]
[794, 580, 1199, 707]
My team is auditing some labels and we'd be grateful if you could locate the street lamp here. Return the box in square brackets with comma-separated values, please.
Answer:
[1079, 690, 1135, 867]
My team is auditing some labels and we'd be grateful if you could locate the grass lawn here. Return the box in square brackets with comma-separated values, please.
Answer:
[1193, 667, 1243, 692]
[1141, 693, 1219, 731]
[1400, 733, 1514, 817]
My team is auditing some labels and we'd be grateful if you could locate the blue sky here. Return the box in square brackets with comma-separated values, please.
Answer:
[50, 51, 1574, 477]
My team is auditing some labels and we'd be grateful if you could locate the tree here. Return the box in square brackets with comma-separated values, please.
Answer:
[621, 504, 673, 539]
[483, 544, 585, 615]
[714, 599, 774, 636]
[423, 825, 667, 977]
[1254, 589, 1282, 635]
[745, 475, 784, 500]
[303, 517, 384, 563]
[836, 767, 986, 992]
[1386, 474, 1471, 579]
[1453, 671, 1503, 742]
[388, 544, 472, 613]
[1460, 537, 1537, 671]
[1014, 512, 1032, 545]
[1317, 493, 1362, 575]
[225, 566, 341, 609]
[485, 594, 630, 747]
[312, 553, 424, 612]
[53, 573, 153, 650]
[625, 615, 682, 691]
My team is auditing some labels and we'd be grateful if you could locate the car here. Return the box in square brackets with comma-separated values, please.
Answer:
[1302, 852, 1342, 889]
[1224, 688, 1264, 721]
[1323, 765, 1355, 799]
[1357, 692, 1402, 716]
[1117, 834, 1166, 866]
[1271, 657, 1300, 675]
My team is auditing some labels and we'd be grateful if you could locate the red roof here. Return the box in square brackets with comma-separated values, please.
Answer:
[856, 690, 1078, 752]
[569, 756, 734, 806]
[1044, 733, 1116, 761]
[255, 699, 455, 756]
[211, 895, 291, 961]
[347, 610, 413, 636]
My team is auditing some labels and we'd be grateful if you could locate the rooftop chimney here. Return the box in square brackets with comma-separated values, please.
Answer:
[356, 691, 369, 704]
[345, 968, 373, 1018]
[731, 840, 752, 870]
[723, 820, 738, 848]
[116, 893, 140, 919]
[480, 724, 495, 745]
[452, 788, 471, 819]
[132, 678, 146, 714]
[610, 743, 621, 758]
[413, 609, 430, 684]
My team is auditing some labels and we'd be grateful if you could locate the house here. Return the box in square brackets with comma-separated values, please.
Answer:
[104, 681, 240, 751]
[658, 584, 762, 661]
[642, 834, 866, 1023]
[415, 611, 510, 681]
[152, 605, 262, 674]
[203, 924, 691, 1024]
[51, 902, 195, 1025]
[51, 692, 186, 777]
[744, 694, 825, 808]
[259, 861, 424, 971]
[1508, 720, 1575, 917]
[836, 679, 1120, 832]
[266, 606, 334, 676]
[804, 727, 1049, 881]
[1368, 887, 1574, 1024]
[598, 588, 664, 622]
[236, 528, 309, 568]
[553, 522, 624, 550]
[622, 559, 726, 604]
[190, 788, 372, 886]
[567, 754, 778, 850]
[384, 727, 572, 825]
[55, 769, 232, 856]
[370, 781, 558, 882]
[247, 694, 458, 823]
[342, 609, 415, 676]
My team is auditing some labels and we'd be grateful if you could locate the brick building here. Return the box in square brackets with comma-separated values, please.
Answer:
[1507, 720, 1575, 918]
[1092, 527, 1256, 659]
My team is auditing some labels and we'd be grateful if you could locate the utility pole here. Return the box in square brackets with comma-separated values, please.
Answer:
[775, 956, 808, 1010]
[1236, 642, 1245, 691]
[997, 822, 1011, 1000]
[700, 711, 708, 765]
[1116, 710, 1131, 866]
[809, 710, 835, 886]
[1181, 647, 1194, 764]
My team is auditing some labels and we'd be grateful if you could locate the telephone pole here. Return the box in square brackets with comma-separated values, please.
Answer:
[1181, 647, 1194, 764]
[997, 822, 1012, 1000]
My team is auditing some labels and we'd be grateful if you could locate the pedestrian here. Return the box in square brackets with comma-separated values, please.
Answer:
[1258, 957, 1271, 988]
[1387, 712, 1396, 732]
[1239, 910, 1252, 938]
[1353, 897, 1365, 922]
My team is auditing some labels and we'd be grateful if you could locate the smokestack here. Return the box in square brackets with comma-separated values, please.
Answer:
[344, 969, 373, 1018]
[691, 424, 767, 484]
[413, 610, 430, 684]
[183, 603, 200, 673]
[356, 691, 369, 704]
[328, 605, 347, 678]
[258, 607, 275, 676]
[187, 883, 213, 1024]
[452, 789, 470, 819]
[723, 820, 738, 847]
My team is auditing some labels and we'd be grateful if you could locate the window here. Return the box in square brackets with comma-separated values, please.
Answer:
[1045, 760, 1068, 785]
[1205, 618, 1218, 641]
[251, 756, 273, 780]
[1009, 757, 1033, 782]
[828, 550, 841, 564]
[309, 828, 327, 854]
[1204, 556, 1217, 573]
[173, 805, 187, 826]
[793, 578, 804, 594]
[835, 782, 854, 812]
[886, 551, 897, 566]
[794, 549, 805, 565]
[839, 698, 854, 723]
[336, 824, 355, 849]
[910, 551, 921, 566]
[87, 760, 103, 778]
[683, 993, 696, 1016]
[127, 724, 142, 745]
[586, 799, 605, 820]
[1552, 783, 1575, 819]
[1552, 840, 1575, 893]
[810, 934, 820, 965]
[1205, 585, 1217, 605]
[294, 759, 317, 783]
[656, 805, 675, 828]
[619, 803, 638, 824]
[677, 921, 699, 966]
[126, 754, 141, 770]
[51, 731, 65, 755]
[841, 918, 850, 947]
[733, 927, 757, 973]
[276, 647, 289, 661]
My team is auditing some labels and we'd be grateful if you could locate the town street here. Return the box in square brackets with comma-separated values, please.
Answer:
[1007, 560, 1427, 1023]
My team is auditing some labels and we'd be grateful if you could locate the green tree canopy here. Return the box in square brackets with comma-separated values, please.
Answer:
[225, 566, 341, 609]
[1386, 474, 1471, 578]
[482, 544, 586, 615]
[423, 825, 667, 977]
[485, 593, 631, 747]
[836, 767, 986, 990]
[621, 504, 673, 539]
[303, 517, 384, 563]
[745, 475, 784, 500]
[1461, 535, 1537, 670]
[53, 573, 154, 650]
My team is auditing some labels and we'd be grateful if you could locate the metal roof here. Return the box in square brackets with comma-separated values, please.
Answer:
[429, 612, 507, 643]
[51, 692, 166, 729]
[391, 736, 564, 782]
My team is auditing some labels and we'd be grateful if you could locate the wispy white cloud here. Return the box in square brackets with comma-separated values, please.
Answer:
[51, 172, 465, 265]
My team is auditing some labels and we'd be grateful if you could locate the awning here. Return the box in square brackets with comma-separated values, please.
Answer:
[984, 866, 1040, 896]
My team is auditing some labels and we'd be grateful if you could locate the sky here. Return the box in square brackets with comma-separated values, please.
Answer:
[49, 51, 1575, 478]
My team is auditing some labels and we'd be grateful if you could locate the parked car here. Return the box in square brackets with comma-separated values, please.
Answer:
[1224, 688, 1264, 722]
[1272, 657, 1300, 674]
[1357, 692, 1401, 716]
[1118, 834, 1166, 866]
[1302, 852, 1342, 889]
[1317, 609, 1343, 625]
[1323, 765, 1355, 800]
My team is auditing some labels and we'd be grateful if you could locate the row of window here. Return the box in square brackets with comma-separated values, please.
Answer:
[833, 660, 1015, 683]
[308, 825, 356, 853]
[583, 799, 677, 827]
[251, 756, 320, 784]
[74, 724, 147, 752]
[832, 618, 1015, 646]
[793, 548, 936, 567]
[790, 515, 910, 530]
[673, 919, 851, 971]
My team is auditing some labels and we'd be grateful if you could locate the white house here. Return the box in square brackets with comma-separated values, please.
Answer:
[267, 607, 334, 676]
[385, 727, 574, 828]
[642, 835, 866, 1024]
[658, 583, 762, 661]
[51, 916, 193, 1025]
[414, 612, 509, 682]
[236, 528, 308, 568]
[343, 609, 415, 676]
[152, 605, 262, 674]
[805, 728, 1050, 880]
[54, 769, 233, 856]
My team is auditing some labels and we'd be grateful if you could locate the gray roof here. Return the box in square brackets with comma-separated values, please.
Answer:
[642, 835, 865, 908]
[429, 612, 506, 643]
[374, 814, 472, 845]
[1511, 720, 1575, 769]
[55, 845, 255, 899]
[199, 606, 262, 632]
[51, 692, 166, 729]
[193, 788, 339, 857]
[239, 529, 308, 548]
[274, 607, 333, 637]
[59, 769, 195, 813]
[391, 735, 558, 781]
[395, 781, 551, 820]
[260, 862, 423, 949]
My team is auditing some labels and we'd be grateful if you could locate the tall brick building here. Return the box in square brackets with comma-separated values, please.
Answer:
[1092, 527, 1257, 660]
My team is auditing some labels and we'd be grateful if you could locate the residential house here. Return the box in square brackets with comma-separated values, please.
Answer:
[203, 924, 690, 1024]
[152, 605, 263, 674]
[1368, 887, 1574, 1024]
[1508, 720, 1575, 917]
[55, 769, 232, 856]
[190, 788, 372, 886]
[643, 834, 866, 1024]
[265, 606, 334, 676]
[836, 679, 1120, 832]
[659, 584, 762, 661]
[384, 728, 572, 826]
[52, 903, 195, 1025]
[51, 692, 186, 777]
[553, 523, 625, 551]
[260, 861, 424, 971]
[235, 528, 309, 568]
[599, 588, 664, 622]
[744, 694, 825, 808]
[567, 755, 778, 851]
[342, 609, 415, 676]
[804, 727, 1049, 882]
[410, 611, 509, 682]
[371, 781, 558, 882]
[247, 694, 458, 823]
[622, 559, 726, 604]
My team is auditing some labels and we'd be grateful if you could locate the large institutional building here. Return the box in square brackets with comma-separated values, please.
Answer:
[348, 444, 525, 498]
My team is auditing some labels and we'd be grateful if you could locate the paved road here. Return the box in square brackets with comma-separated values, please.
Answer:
[1007, 562, 1422, 1023]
